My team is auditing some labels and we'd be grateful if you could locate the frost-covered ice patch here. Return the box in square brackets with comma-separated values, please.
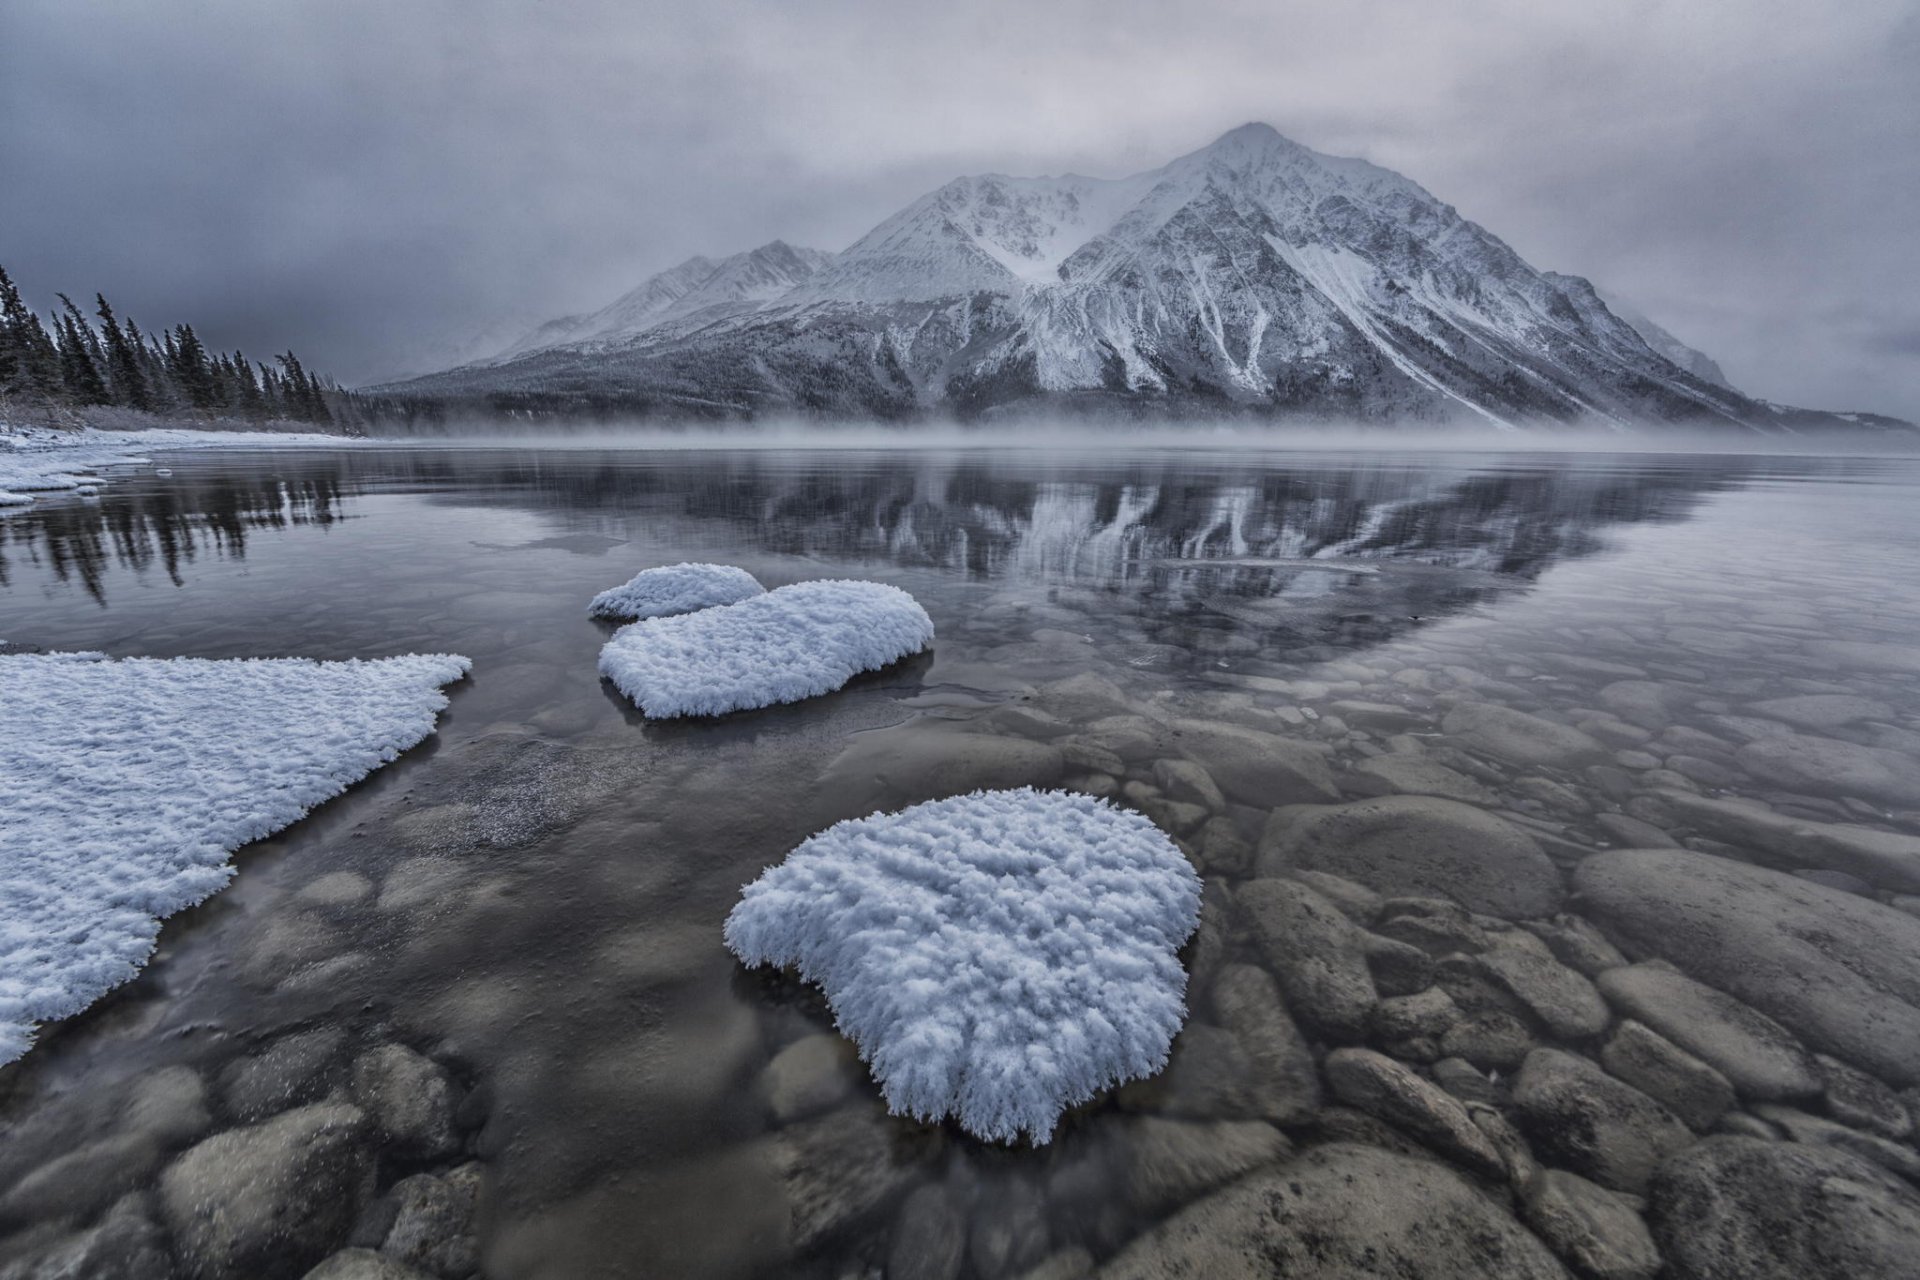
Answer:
[587, 561, 765, 621]
[0, 649, 470, 1063]
[599, 579, 934, 718]
[0, 423, 354, 502]
[725, 788, 1203, 1143]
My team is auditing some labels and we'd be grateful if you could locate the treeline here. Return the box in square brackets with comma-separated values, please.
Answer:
[0, 264, 346, 428]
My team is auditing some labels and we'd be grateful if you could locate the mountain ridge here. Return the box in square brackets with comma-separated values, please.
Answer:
[379, 123, 1911, 433]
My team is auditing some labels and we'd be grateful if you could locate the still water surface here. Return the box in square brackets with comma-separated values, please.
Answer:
[2, 444, 1919, 1279]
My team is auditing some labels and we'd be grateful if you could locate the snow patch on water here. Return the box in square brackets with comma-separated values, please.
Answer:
[0, 649, 470, 1063]
[724, 788, 1202, 1143]
[598, 579, 934, 718]
[0, 423, 353, 504]
[587, 562, 765, 621]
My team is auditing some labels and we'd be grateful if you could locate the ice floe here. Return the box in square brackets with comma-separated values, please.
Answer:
[598, 578, 934, 718]
[724, 788, 1202, 1143]
[587, 561, 765, 621]
[0, 649, 470, 1063]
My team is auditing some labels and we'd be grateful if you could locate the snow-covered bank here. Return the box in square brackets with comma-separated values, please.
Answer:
[0, 423, 355, 505]
[0, 650, 470, 1064]
[725, 789, 1202, 1143]
[599, 579, 934, 717]
[588, 562, 765, 621]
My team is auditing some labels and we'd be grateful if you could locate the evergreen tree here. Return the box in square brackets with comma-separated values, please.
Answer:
[232, 351, 266, 418]
[170, 324, 219, 409]
[95, 294, 150, 410]
[0, 266, 64, 406]
[54, 308, 110, 405]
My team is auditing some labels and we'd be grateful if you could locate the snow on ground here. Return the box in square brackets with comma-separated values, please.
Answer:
[598, 579, 934, 718]
[0, 423, 352, 505]
[0, 649, 470, 1063]
[587, 562, 765, 621]
[725, 788, 1202, 1143]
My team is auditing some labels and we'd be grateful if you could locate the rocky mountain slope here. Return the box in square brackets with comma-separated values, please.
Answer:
[378, 124, 1909, 432]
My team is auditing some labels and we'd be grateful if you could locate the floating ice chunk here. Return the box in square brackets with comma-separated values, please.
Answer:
[0, 650, 470, 1063]
[598, 579, 934, 718]
[724, 788, 1202, 1143]
[587, 561, 765, 621]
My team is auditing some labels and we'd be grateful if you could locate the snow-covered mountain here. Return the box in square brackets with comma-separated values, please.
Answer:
[380, 124, 1908, 431]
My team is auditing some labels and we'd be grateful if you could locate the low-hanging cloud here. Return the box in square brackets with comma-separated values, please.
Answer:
[2, 0, 1914, 417]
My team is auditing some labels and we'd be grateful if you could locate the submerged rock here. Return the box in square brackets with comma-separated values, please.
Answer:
[1651, 1136, 1920, 1279]
[1348, 754, 1498, 805]
[1734, 733, 1920, 807]
[1208, 964, 1321, 1123]
[159, 1101, 374, 1280]
[1577, 851, 1920, 1087]
[1322, 1048, 1506, 1179]
[1096, 1142, 1569, 1279]
[351, 1044, 459, 1161]
[1600, 1021, 1735, 1132]
[1592, 963, 1818, 1101]
[1473, 948, 1610, 1040]
[1165, 719, 1338, 807]
[1652, 790, 1920, 893]
[1237, 877, 1378, 1039]
[302, 1250, 434, 1279]
[1522, 1170, 1660, 1280]
[1512, 1049, 1694, 1194]
[1442, 701, 1607, 770]
[886, 1183, 966, 1280]
[1260, 795, 1563, 919]
[379, 1163, 482, 1277]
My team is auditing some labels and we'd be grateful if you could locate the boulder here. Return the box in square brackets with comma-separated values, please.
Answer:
[1236, 878, 1378, 1039]
[1349, 755, 1498, 805]
[1652, 790, 1920, 893]
[1260, 796, 1563, 919]
[886, 1183, 966, 1280]
[1599, 1021, 1735, 1132]
[1442, 702, 1607, 770]
[1511, 1049, 1693, 1194]
[1166, 719, 1338, 807]
[379, 1163, 482, 1277]
[1209, 965, 1320, 1123]
[1095, 1143, 1570, 1279]
[351, 1045, 459, 1160]
[1735, 733, 1920, 807]
[1322, 1049, 1506, 1179]
[1650, 1136, 1920, 1279]
[1747, 694, 1892, 730]
[301, 1251, 433, 1280]
[221, 1028, 348, 1122]
[757, 1034, 861, 1124]
[158, 1102, 374, 1280]
[1577, 851, 1920, 1086]
[1522, 1169, 1660, 1280]
[1474, 949, 1610, 1040]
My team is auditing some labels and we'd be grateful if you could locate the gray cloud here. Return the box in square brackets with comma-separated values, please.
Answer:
[3, 0, 1915, 417]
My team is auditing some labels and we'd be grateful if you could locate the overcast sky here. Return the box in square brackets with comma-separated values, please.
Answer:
[3, 0, 1915, 416]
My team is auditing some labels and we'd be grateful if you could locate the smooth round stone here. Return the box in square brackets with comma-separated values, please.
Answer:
[1578, 850, 1920, 1087]
[1735, 733, 1920, 807]
[1262, 795, 1563, 919]
[1442, 701, 1608, 770]
[1651, 1137, 1920, 1279]
[1097, 1143, 1569, 1279]
[1747, 694, 1893, 730]
[1800, 640, 1920, 675]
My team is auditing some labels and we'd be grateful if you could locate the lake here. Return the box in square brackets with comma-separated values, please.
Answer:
[4, 442, 1920, 1279]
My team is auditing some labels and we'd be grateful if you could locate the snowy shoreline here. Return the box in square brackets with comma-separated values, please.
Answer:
[0, 423, 360, 504]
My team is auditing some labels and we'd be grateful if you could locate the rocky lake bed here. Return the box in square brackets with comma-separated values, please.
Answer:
[3, 444, 1919, 1279]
